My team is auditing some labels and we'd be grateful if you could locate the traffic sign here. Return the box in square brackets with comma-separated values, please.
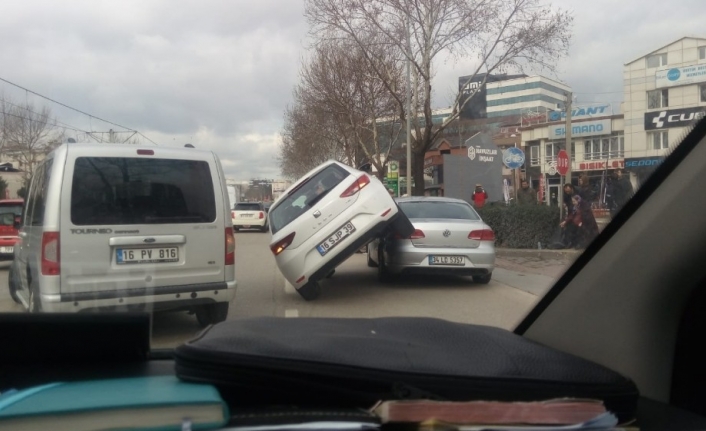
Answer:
[502, 147, 525, 169]
[557, 150, 569, 175]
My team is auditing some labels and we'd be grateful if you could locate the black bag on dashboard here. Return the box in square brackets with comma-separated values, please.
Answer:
[174, 317, 638, 423]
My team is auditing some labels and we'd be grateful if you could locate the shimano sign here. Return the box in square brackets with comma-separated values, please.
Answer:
[549, 119, 612, 138]
[644, 107, 706, 130]
[548, 105, 611, 122]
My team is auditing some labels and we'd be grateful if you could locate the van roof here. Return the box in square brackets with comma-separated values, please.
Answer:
[52, 143, 216, 160]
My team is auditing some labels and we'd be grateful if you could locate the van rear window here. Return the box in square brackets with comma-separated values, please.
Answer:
[71, 157, 217, 225]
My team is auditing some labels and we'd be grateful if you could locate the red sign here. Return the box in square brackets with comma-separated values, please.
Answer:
[557, 150, 569, 176]
[578, 160, 625, 171]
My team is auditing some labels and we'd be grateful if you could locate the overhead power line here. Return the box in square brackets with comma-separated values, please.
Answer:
[0, 76, 136, 132]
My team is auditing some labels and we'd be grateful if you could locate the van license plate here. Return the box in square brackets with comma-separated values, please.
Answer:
[117, 247, 179, 264]
[429, 255, 465, 266]
[317, 221, 356, 256]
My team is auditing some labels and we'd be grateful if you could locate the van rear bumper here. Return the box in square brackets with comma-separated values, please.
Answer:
[40, 281, 237, 313]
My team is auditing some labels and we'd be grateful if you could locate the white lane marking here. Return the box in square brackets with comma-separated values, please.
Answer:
[285, 309, 299, 318]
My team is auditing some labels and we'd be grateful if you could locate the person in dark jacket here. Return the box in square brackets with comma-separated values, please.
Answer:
[560, 195, 599, 248]
[516, 179, 536, 205]
[609, 169, 634, 218]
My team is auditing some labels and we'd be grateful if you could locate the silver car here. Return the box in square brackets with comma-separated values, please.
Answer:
[367, 197, 495, 284]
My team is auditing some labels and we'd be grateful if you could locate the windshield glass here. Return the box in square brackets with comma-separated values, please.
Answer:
[234, 203, 262, 211]
[269, 164, 349, 234]
[71, 157, 216, 225]
[2, 5, 705, 419]
[399, 200, 480, 220]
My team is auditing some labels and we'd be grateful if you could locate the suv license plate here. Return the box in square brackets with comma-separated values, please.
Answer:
[317, 222, 356, 256]
[429, 255, 465, 266]
[117, 247, 179, 264]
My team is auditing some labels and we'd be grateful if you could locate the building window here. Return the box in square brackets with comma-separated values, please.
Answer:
[646, 53, 668, 68]
[529, 145, 540, 166]
[609, 135, 625, 158]
[701, 84, 706, 103]
[649, 131, 669, 150]
[700, 46, 706, 60]
[545, 142, 576, 164]
[647, 89, 668, 109]
[583, 135, 623, 160]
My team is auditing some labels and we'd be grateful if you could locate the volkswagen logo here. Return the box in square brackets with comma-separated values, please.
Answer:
[443, 229, 451, 237]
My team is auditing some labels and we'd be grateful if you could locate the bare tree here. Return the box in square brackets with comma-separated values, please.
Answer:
[280, 37, 406, 180]
[306, 0, 572, 194]
[2, 101, 63, 182]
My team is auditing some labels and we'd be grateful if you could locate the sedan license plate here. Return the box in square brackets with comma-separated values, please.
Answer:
[0, 246, 13, 254]
[429, 255, 465, 266]
[317, 222, 356, 256]
[117, 247, 179, 264]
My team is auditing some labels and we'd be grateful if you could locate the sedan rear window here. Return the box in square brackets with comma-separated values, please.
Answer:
[234, 203, 262, 211]
[71, 157, 216, 225]
[399, 201, 480, 220]
[269, 164, 349, 234]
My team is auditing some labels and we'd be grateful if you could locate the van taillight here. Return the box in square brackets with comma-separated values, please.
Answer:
[225, 228, 235, 265]
[41, 232, 60, 276]
[259, 212, 264, 219]
[270, 232, 296, 256]
[469, 229, 495, 241]
[340, 174, 370, 197]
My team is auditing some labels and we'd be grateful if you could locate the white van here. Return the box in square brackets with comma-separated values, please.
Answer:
[7, 144, 237, 327]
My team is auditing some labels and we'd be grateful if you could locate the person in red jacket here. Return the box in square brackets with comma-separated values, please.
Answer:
[472, 184, 488, 208]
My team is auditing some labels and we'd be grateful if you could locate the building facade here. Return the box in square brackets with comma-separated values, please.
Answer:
[623, 37, 706, 185]
[486, 76, 572, 118]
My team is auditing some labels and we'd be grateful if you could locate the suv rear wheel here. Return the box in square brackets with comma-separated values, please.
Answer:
[195, 302, 229, 327]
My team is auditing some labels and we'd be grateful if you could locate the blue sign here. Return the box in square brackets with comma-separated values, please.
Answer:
[624, 157, 664, 169]
[667, 68, 681, 81]
[502, 147, 525, 169]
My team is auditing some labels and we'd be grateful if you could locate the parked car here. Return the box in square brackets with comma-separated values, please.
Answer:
[368, 196, 495, 283]
[268, 160, 412, 300]
[232, 202, 268, 232]
[7, 143, 236, 327]
[0, 198, 23, 260]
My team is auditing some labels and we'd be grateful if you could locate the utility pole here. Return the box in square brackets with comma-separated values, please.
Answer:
[565, 91, 573, 180]
[405, 14, 412, 196]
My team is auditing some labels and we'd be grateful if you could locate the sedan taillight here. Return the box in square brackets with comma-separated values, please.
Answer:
[271, 232, 296, 256]
[340, 174, 370, 197]
[469, 229, 495, 241]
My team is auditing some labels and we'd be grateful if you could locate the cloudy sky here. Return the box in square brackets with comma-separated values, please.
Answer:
[0, 0, 703, 181]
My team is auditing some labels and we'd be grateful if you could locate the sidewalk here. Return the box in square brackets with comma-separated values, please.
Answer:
[495, 248, 581, 279]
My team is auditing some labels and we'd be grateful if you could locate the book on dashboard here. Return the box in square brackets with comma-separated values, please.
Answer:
[0, 375, 229, 431]
[370, 398, 610, 426]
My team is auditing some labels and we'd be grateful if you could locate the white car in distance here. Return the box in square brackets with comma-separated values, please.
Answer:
[268, 161, 412, 300]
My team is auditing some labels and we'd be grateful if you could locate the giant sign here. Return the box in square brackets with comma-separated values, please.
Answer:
[656, 64, 706, 88]
[548, 104, 612, 122]
[549, 119, 612, 138]
[644, 107, 706, 130]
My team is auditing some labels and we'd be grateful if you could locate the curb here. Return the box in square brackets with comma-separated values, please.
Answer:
[495, 248, 582, 260]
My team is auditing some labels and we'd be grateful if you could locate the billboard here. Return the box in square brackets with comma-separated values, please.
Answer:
[656, 64, 706, 88]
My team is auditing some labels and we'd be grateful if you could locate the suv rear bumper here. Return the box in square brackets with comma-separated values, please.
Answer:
[40, 280, 237, 312]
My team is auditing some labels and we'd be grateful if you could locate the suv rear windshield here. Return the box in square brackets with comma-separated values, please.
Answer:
[0, 203, 23, 216]
[234, 203, 262, 211]
[269, 164, 349, 234]
[399, 201, 480, 220]
[71, 157, 217, 225]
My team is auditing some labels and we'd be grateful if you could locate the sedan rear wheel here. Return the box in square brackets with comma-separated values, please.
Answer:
[377, 245, 394, 283]
[297, 281, 322, 301]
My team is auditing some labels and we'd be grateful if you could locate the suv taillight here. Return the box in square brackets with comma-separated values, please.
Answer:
[225, 228, 235, 265]
[340, 174, 371, 197]
[270, 232, 296, 256]
[469, 229, 495, 241]
[259, 211, 264, 219]
[41, 232, 60, 275]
